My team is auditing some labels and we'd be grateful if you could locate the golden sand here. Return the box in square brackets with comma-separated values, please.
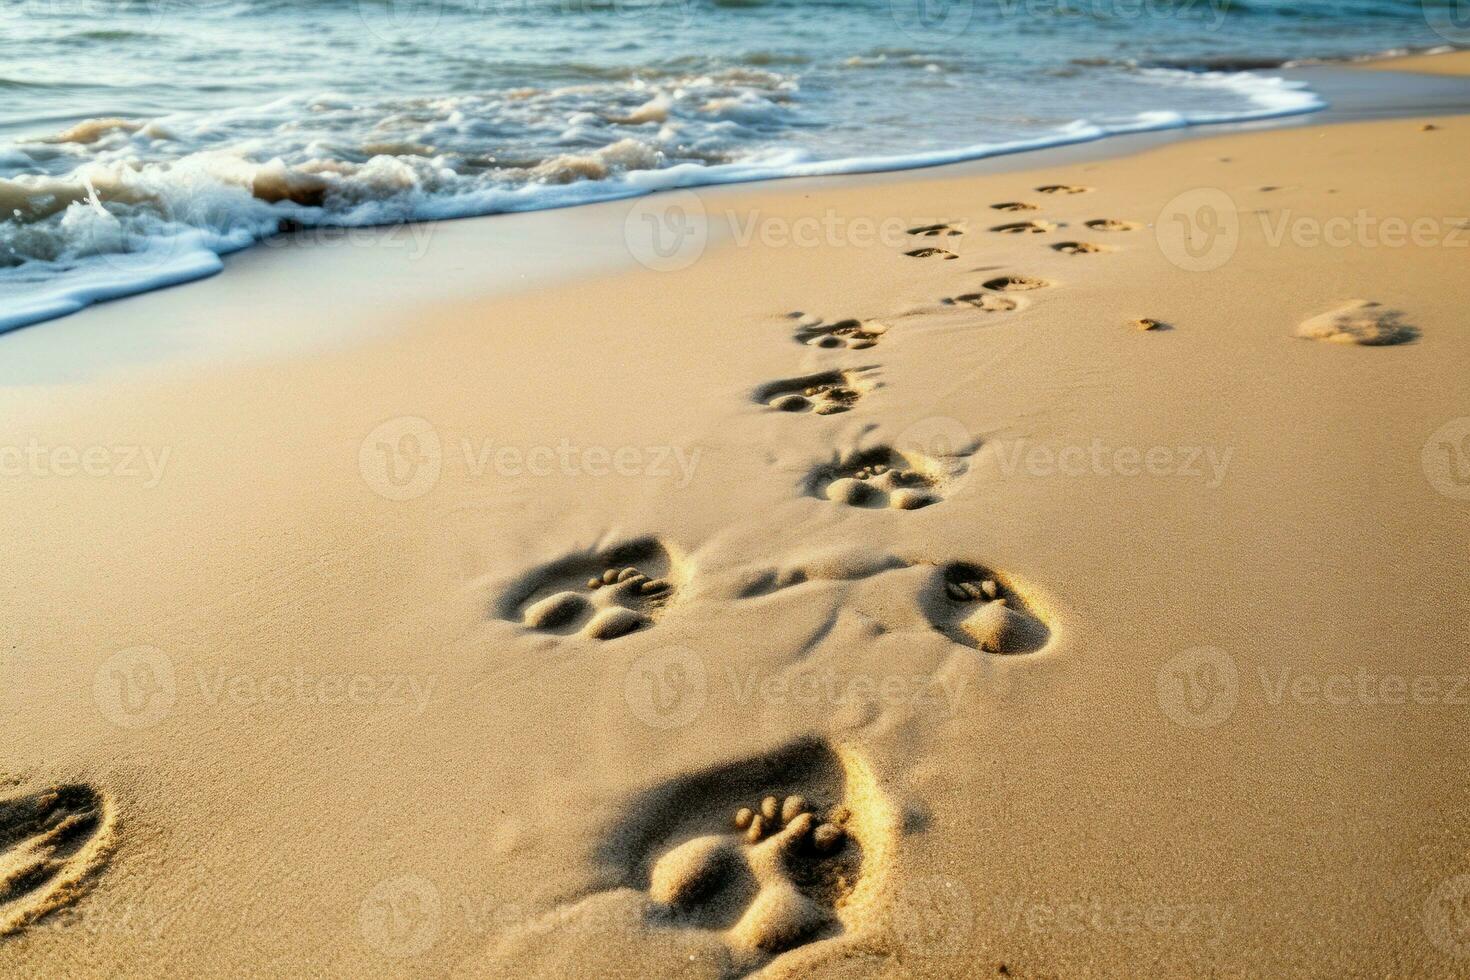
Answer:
[2, 58, 1468, 978]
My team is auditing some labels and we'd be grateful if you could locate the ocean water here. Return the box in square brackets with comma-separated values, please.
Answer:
[0, 0, 1458, 331]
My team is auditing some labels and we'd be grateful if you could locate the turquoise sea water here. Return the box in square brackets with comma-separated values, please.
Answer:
[0, 0, 1459, 329]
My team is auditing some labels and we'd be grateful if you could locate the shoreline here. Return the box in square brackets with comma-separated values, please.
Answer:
[3, 51, 1468, 364]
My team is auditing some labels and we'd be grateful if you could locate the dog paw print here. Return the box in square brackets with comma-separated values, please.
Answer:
[906, 223, 962, 237]
[795, 318, 889, 351]
[941, 275, 1050, 309]
[1052, 241, 1110, 255]
[499, 538, 682, 641]
[942, 292, 1019, 313]
[649, 794, 858, 956]
[755, 368, 881, 416]
[806, 443, 975, 512]
[989, 220, 1056, 234]
[929, 561, 1051, 654]
[982, 275, 1051, 292]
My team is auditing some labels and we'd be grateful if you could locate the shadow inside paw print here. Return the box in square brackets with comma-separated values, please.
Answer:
[753, 367, 881, 416]
[497, 537, 682, 641]
[804, 442, 977, 512]
[649, 794, 857, 954]
[794, 318, 888, 351]
[599, 738, 889, 973]
[925, 561, 1051, 654]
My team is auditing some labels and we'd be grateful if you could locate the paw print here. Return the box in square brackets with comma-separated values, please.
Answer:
[806, 443, 977, 513]
[523, 564, 672, 639]
[932, 562, 1051, 654]
[795, 318, 889, 351]
[755, 367, 881, 417]
[648, 794, 858, 956]
[502, 538, 683, 641]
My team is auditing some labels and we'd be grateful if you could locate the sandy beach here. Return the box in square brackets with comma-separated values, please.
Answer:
[3, 52, 1470, 978]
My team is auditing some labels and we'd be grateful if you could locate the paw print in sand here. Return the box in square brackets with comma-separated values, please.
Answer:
[755, 368, 881, 416]
[904, 247, 958, 260]
[501, 538, 682, 641]
[818, 457, 940, 511]
[795, 318, 889, 351]
[930, 561, 1051, 654]
[649, 794, 858, 955]
[806, 443, 976, 512]
[906, 222, 962, 237]
[523, 565, 672, 639]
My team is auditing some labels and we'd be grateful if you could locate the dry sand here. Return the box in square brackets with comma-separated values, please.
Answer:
[2, 57, 1469, 978]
